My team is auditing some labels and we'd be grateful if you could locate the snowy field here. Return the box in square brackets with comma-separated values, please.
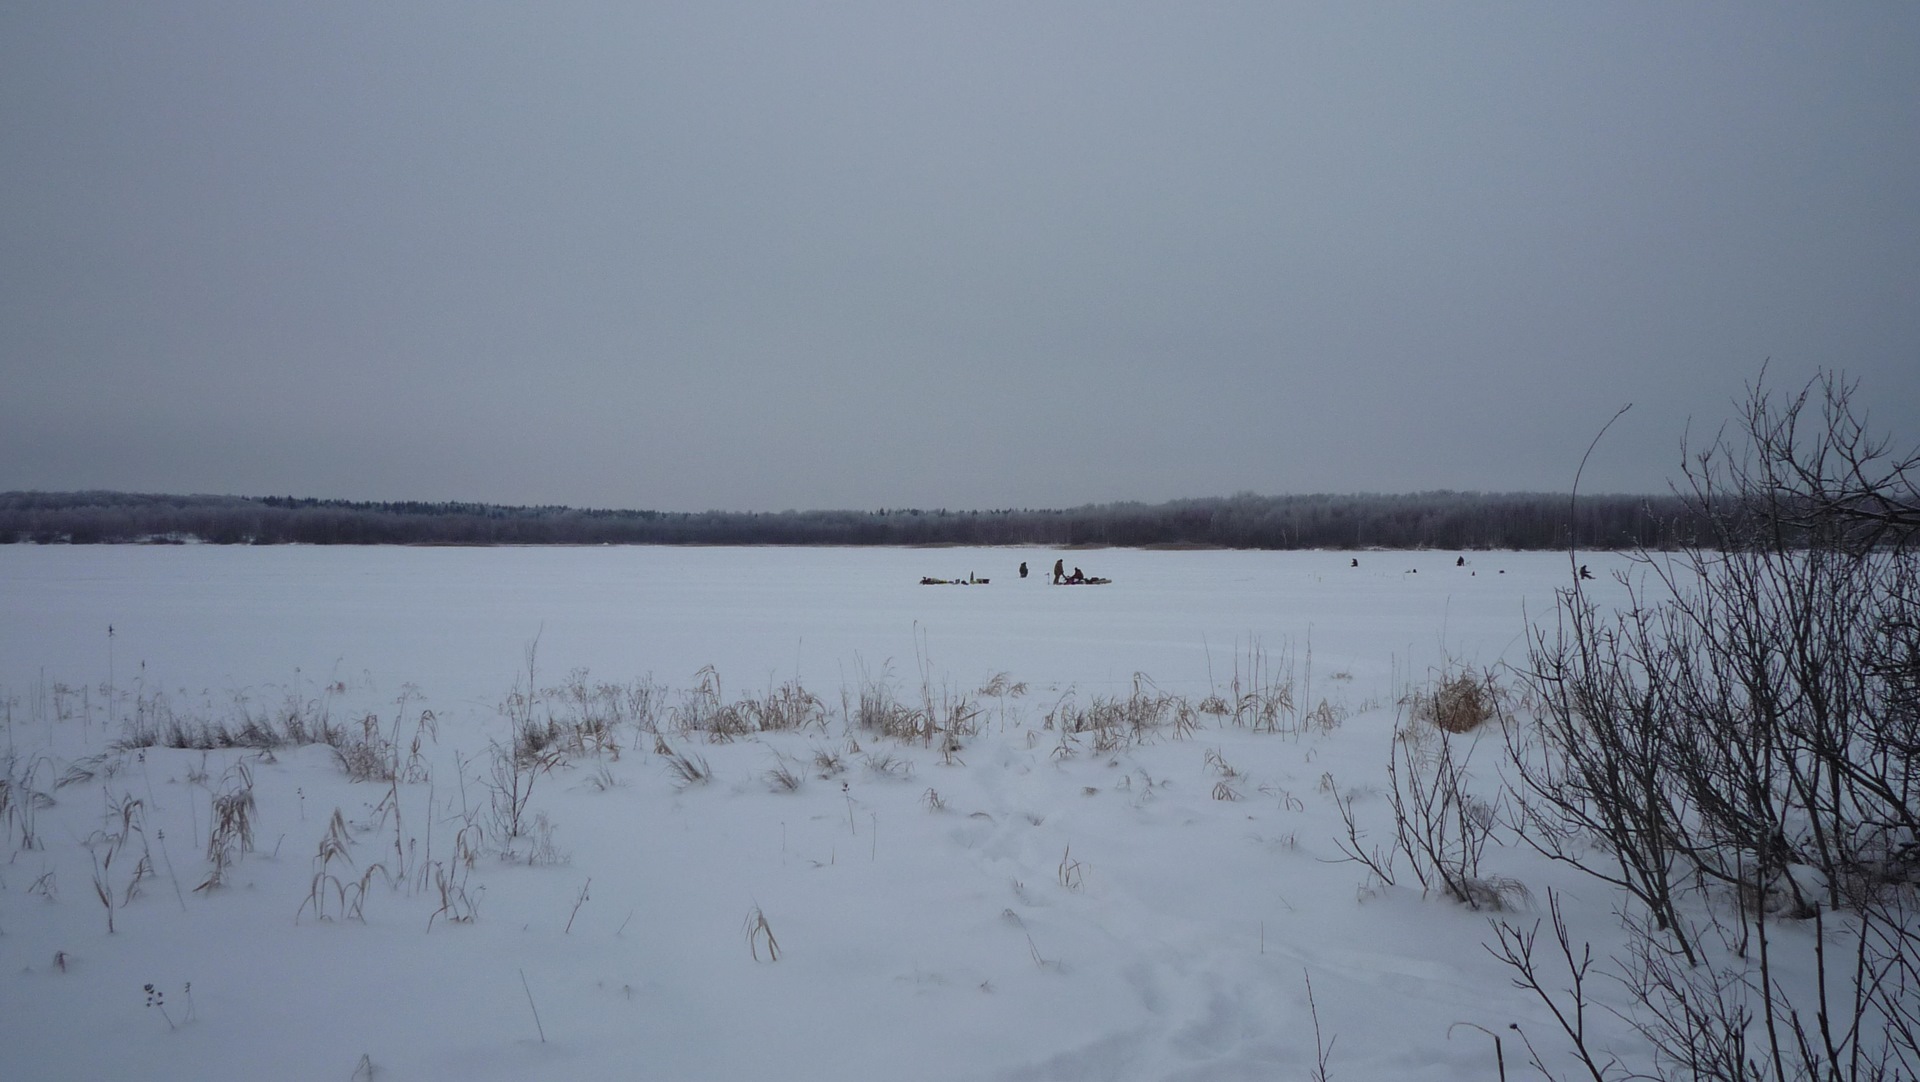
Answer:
[1, 545, 1662, 1080]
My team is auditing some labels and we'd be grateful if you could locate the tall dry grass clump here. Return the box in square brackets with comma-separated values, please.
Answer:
[740, 680, 828, 733]
[851, 672, 932, 742]
[1046, 674, 1194, 751]
[197, 762, 256, 892]
[114, 686, 353, 754]
[1413, 671, 1495, 734]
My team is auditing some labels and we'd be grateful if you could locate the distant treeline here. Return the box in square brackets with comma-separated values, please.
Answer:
[0, 490, 1701, 550]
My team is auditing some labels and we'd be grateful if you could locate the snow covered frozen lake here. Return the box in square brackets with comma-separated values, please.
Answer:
[1, 545, 1667, 1081]
[0, 544, 1604, 712]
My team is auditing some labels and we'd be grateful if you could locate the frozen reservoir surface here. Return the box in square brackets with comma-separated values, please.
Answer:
[0, 544, 1604, 709]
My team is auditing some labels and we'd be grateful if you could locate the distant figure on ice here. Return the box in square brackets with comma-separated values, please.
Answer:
[1052, 559, 1066, 584]
[1351, 557, 1358, 568]
[1579, 564, 1594, 580]
[1068, 566, 1086, 584]
[1456, 556, 1465, 567]
[1019, 561, 1029, 579]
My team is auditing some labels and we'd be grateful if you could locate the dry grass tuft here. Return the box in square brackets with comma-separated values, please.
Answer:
[1460, 874, 1533, 911]
[855, 682, 932, 742]
[669, 669, 828, 740]
[671, 666, 751, 742]
[115, 687, 345, 752]
[331, 714, 394, 783]
[863, 751, 915, 779]
[764, 763, 803, 793]
[1222, 642, 1298, 733]
[1203, 747, 1238, 778]
[744, 905, 781, 962]
[1046, 675, 1191, 751]
[197, 762, 256, 892]
[1415, 671, 1496, 734]
[426, 859, 479, 930]
[299, 808, 384, 923]
[1057, 845, 1085, 891]
[302, 856, 384, 924]
[1305, 699, 1348, 732]
[3, 754, 56, 852]
[741, 680, 828, 733]
[975, 672, 1027, 698]
[660, 743, 712, 789]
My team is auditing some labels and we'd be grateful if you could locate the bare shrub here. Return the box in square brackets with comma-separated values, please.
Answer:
[1486, 888, 1626, 1082]
[524, 811, 566, 866]
[483, 645, 564, 845]
[488, 732, 561, 845]
[623, 678, 666, 733]
[1334, 715, 1508, 908]
[975, 671, 1030, 732]
[1509, 372, 1920, 1080]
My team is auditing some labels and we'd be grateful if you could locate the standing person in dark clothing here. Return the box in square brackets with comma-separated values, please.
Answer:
[1052, 559, 1065, 584]
[1019, 562, 1029, 579]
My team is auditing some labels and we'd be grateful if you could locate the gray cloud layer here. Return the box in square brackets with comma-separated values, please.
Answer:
[4, 3, 1916, 511]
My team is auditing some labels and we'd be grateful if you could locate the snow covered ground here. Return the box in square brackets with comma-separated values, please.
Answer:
[1, 545, 1659, 1080]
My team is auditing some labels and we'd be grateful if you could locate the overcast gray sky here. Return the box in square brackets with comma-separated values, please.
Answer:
[3, 3, 1916, 512]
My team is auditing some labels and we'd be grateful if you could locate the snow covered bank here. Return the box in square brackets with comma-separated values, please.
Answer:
[0, 547, 1794, 1081]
